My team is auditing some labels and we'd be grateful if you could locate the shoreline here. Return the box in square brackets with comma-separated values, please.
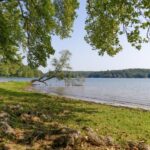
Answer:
[1, 81, 150, 147]
[1, 80, 150, 111]
[50, 92, 150, 111]
[32, 86, 150, 111]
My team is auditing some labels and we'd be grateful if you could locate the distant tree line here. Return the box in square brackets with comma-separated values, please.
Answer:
[2, 67, 150, 79]
[0, 63, 43, 78]
[71, 69, 150, 78]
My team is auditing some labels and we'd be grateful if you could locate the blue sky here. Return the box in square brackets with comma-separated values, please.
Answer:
[41, 0, 150, 72]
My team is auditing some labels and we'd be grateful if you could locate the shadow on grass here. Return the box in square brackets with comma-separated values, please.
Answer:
[0, 87, 99, 147]
[0, 87, 98, 115]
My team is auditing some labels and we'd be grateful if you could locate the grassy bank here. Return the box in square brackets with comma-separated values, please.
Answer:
[0, 82, 150, 149]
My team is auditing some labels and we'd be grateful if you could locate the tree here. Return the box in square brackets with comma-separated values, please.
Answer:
[0, 0, 79, 67]
[85, 0, 150, 56]
[0, 62, 43, 77]
[0, 0, 149, 67]
[0, 62, 20, 76]
[31, 50, 72, 85]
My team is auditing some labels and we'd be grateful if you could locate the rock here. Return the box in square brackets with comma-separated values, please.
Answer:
[138, 142, 150, 150]
[15, 129, 25, 140]
[83, 127, 105, 146]
[40, 114, 49, 120]
[0, 122, 15, 136]
[82, 127, 115, 147]
[126, 141, 139, 150]
[0, 143, 10, 150]
[147, 145, 150, 150]
[21, 113, 41, 123]
[87, 131, 105, 146]
[113, 144, 121, 149]
[59, 127, 80, 134]
[82, 127, 94, 132]
[31, 116, 41, 122]
[0, 138, 3, 142]
[0, 111, 9, 118]
[21, 113, 30, 121]
[42, 145, 51, 150]
[52, 128, 81, 149]
[126, 141, 150, 150]
[8, 104, 23, 111]
[52, 135, 70, 148]
[0, 111, 9, 122]
[67, 134, 76, 146]
[52, 134, 79, 148]
[104, 136, 114, 146]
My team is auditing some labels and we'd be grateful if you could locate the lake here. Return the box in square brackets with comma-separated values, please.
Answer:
[1, 77, 150, 109]
[33, 78, 150, 109]
[0, 77, 32, 82]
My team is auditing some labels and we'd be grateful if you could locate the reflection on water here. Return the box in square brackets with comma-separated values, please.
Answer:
[53, 87, 66, 95]
[0, 77, 32, 82]
[33, 78, 150, 109]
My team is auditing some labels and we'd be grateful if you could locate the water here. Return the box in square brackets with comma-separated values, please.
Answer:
[1, 77, 150, 109]
[0, 77, 32, 82]
[31, 78, 150, 109]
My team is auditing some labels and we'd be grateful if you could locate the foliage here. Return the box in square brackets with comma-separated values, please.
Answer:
[0, 62, 43, 77]
[71, 69, 150, 78]
[0, 0, 149, 67]
[51, 50, 72, 79]
[0, 1, 24, 63]
[0, 0, 79, 67]
[32, 50, 72, 84]
[85, 0, 150, 56]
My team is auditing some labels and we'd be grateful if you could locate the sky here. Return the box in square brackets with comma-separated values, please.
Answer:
[41, 0, 150, 72]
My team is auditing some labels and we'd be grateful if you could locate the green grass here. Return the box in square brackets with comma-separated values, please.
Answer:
[0, 81, 150, 146]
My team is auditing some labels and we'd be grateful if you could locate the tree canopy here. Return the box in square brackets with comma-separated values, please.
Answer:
[0, 0, 79, 67]
[32, 50, 72, 84]
[0, 62, 43, 77]
[0, 0, 149, 67]
[85, 0, 150, 56]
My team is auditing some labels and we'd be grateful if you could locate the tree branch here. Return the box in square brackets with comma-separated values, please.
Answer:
[17, 0, 26, 19]
[147, 25, 150, 40]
